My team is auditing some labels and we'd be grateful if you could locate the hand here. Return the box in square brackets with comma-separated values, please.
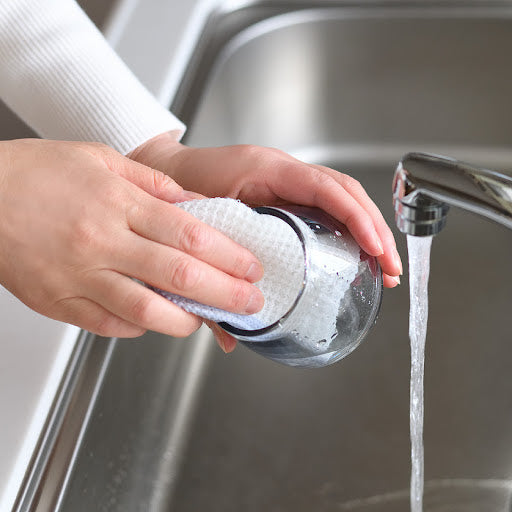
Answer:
[0, 139, 264, 338]
[129, 133, 403, 352]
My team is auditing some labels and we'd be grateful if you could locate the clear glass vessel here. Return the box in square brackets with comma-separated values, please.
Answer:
[218, 206, 382, 368]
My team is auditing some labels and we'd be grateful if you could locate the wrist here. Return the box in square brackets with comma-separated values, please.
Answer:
[0, 140, 15, 281]
[0, 140, 13, 190]
[127, 132, 188, 178]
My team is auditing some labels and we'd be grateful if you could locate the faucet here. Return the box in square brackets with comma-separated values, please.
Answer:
[392, 152, 512, 236]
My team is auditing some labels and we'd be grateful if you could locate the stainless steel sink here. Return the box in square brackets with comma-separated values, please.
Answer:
[20, 2, 512, 511]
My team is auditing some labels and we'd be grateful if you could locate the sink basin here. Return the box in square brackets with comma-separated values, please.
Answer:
[28, 3, 512, 511]
[174, 5, 512, 510]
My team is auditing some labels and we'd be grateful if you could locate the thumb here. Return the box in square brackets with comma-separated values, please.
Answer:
[123, 160, 204, 203]
[105, 149, 204, 203]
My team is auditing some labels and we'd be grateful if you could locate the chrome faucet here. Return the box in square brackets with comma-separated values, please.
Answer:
[392, 152, 512, 236]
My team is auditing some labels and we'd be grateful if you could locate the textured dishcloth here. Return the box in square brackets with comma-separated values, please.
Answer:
[156, 198, 305, 331]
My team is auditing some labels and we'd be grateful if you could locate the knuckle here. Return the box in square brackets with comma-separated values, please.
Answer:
[70, 218, 101, 253]
[126, 293, 153, 325]
[238, 144, 261, 159]
[340, 174, 364, 194]
[82, 141, 108, 151]
[124, 327, 147, 338]
[238, 144, 276, 166]
[90, 141, 110, 153]
[102, 178, 127, 204]
[239, 143, 284, 158]
[90, 177, 129, 216]
[95, 317, 145, 339]
[314, 169, 336, 187]
[173, 318, 202, 338]
[266, 146, 288, 157]
[279, 160, 297, 173]
[95, 143, 120, 163]
[233, 252, 250, 277]
[244, 144, 287, 164]
[29, 288, 54, 315]
[348, 209, 372, 232]
[226, 280, 249, 312]
[126, 200, 142, 222]
[179, 221, 211, 255]
[76, 141, 112, 162]
[310, 170, 336, 200]
[169, 257, 202, 292]
[151, 169, 177, 197]
[92, 313, 120, 337]
[343, 210, 359, 229]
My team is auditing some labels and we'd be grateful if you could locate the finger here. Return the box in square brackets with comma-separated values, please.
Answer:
[309, 164, 403, 277]
[383, 273, 401, 288]
[206, 321, 238, 353]
[257, 152, 398, 270]
[85, 270, 203, 338]
[117, 233, 264, 315]
[127, 198, 264, 282]
[54, 296, 146, 338]
[378, 245, 403, 281]
[267, 162, 384, 256]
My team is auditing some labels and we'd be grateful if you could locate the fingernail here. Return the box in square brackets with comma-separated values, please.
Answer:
[375, 236, 384, 256]
[180, 191, 203, 201]
[245, 289, 264, 314]
[217, 337, 228, 353]
[392, 275, 401, 286]
[210, 325, 228, 353]
[245, 262, 264, 283]
[393, 247, 403, 275]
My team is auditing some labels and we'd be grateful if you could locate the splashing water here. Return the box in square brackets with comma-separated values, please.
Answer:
[407, 235, 433, 512]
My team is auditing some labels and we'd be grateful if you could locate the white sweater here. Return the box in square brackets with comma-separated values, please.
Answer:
[0, 0, 185, 154]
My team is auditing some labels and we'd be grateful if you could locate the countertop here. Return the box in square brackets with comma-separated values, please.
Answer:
[0, 0, 211, 509]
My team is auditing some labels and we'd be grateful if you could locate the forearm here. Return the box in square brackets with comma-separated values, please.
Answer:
[0, 0, 184, 154]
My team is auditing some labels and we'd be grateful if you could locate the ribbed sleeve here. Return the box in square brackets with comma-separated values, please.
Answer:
[0, 0, 185, 154]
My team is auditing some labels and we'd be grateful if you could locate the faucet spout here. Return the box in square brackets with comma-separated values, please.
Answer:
[393, 152, 512, 236]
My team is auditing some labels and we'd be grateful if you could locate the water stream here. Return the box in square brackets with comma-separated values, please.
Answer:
[407, 235, 433, 512]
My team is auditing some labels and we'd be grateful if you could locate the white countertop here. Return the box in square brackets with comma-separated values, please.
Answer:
[0, 287, 79, 511]
[0, 0, 217, 509]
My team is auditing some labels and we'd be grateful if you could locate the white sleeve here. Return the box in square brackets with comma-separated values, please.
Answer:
[0, 0, 185, 155]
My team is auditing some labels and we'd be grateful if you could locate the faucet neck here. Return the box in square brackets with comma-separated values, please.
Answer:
[393, 152, 512, 236]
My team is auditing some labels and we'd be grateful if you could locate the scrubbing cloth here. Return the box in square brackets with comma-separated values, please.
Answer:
[156, 198, 305, 331]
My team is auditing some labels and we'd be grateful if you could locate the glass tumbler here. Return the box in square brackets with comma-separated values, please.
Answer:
[218, 206, 382, 368]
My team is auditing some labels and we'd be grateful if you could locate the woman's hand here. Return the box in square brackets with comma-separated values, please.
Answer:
[0, 139, 264, 338]
[129, 133, 403, 353]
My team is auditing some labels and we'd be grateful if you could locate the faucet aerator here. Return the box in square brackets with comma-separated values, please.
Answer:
[394, 197, 449, 237]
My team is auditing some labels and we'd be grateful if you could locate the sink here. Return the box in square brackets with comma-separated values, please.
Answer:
[25, 3, 512, 511]
[173, 8, 512, 510]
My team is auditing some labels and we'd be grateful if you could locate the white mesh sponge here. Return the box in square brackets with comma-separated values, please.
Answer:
[156, 198, 305, 330]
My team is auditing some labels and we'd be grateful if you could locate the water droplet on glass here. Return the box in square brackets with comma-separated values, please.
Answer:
[316, 339, 327, 350]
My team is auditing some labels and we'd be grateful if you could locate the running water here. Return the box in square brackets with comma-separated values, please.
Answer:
[407, 235, 433, 512]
